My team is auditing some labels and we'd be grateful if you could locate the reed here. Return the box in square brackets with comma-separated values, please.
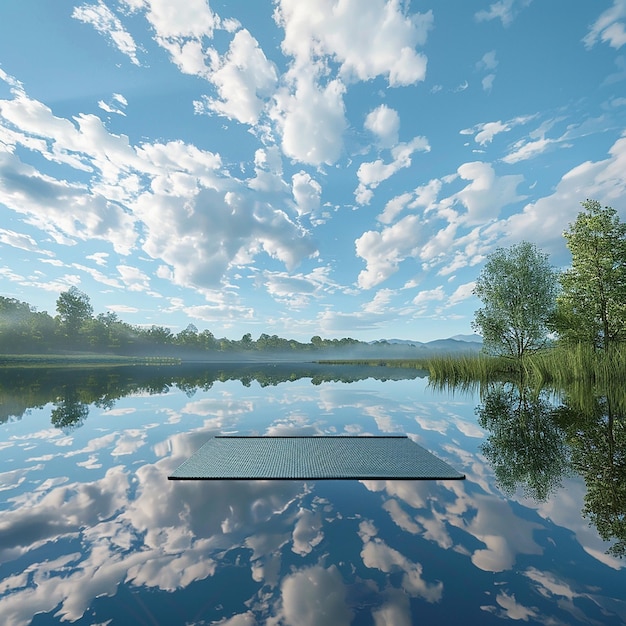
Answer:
[320, 343, 626, 389]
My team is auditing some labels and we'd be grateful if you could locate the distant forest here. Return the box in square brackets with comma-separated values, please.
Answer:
[0, 287, 444, 358]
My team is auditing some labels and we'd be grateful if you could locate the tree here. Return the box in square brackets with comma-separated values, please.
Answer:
[55, 287, 94, 345]
[472, 242, 558, 359]
[555, 199, 626, 351]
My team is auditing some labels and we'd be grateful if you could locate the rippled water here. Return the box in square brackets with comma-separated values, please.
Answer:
[0, 364, 624, 625]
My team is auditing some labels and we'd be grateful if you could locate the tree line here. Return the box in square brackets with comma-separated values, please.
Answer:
[0, 288, 365, 356]
[473, 199, 626, 359]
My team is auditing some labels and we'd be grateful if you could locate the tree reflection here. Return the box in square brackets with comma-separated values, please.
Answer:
[477, 380, 570, 502]
[0, 361, 425, 425]
[476, 375, 626, 557]
[554, 383, 626, 557]
[50, 393, 89, 430]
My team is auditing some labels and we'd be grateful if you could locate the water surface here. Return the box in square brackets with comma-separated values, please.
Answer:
[0, 364, 624, 625]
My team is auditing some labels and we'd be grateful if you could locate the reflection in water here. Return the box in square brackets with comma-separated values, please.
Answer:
[0, 362, 426, 427]
[477, 381, 570, 501]
[556, 385, 626, 558]
[0, 365, 625, 625]
[476, 376, 626, 559]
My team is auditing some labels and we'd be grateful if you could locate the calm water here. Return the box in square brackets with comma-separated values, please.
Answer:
[0, 363, 624, 625]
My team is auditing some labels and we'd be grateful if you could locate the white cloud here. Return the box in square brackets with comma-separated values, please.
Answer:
[122, 0, 217, 39]
[0, 152, 138, 255]
[482, 73, 496, 91]
[502, 137, 555, 163]
[271, 70, 348, 166]
[412, 286, 445, 307]
[448, 281, 476, 306]
[72, 263, 122, 288]
[475, 0, 532, 27]
[378, 192, 414, 224]
[263, 266, 336, 309]
[98, 93, 128, 116]
[355, 136, 430, 205]
[584, 0, 626, 49]
[452, 161, 525, 225]
[365, 104, 400, 148]
[85, 252, 109, 266]
[291, 171, 322, 218]
[291, 508, 323, 555]
[116, 264, 151, 291]
[0, 71, 318, 294]
[106, 304, 139, 314]
[477, 50, 498, 71]
[491, 134, 626, 254]
[275, 0, 432, 86]
[198, 29, 278, 125]
[355, 214, 423, 288]
[0, 228, 44, 253]
[362, 288, 396, 314]
[73, 1, 141, 65]
[460, 115, 535, 146]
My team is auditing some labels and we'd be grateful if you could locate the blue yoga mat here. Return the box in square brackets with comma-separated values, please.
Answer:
[168, 435, 465, 480]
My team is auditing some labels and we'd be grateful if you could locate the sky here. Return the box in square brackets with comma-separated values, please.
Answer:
[0, 0, 625, 343]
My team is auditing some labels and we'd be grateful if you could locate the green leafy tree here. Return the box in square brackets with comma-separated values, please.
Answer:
[555, 200, 626, 351]
[55, 287, 94, 345]
[472, 242, 558, 359]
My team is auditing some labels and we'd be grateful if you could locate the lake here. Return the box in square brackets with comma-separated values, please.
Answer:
[0, 363, 625, 625]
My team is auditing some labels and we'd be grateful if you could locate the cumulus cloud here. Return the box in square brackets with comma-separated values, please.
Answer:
[412, 286, 445, 307]
[269, 0, 432, 166]
[196, 29, 278, 124]
[584, 0, 626, 50]
[271, 70, 348, 166]
[355, 136, 430, 205]
[0, 151, 138, 254]
[73, 1, 141, 65]
[291, 171, 322, 219]
[452, 161, 526, 225]
[122, 0, 217, 40]
[491, 134, 626, 256]
[0, 71, 317, 296]
[291, 508, 323, 555]
[448, 281, 476, 306]
[365, 104, 401, 148]
[262, 266, 337, 309]
[355, 214, 423, 288]
[275, 0, 432, 86]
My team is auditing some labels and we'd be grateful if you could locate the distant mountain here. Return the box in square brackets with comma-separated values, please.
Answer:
[372, 334, 482, 346]
[449, 334, 483, 343]
[367, 335, 483, 356]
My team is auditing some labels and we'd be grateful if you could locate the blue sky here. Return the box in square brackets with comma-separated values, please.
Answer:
[0, 0, 625, 342]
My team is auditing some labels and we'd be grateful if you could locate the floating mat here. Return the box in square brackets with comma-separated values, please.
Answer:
[168, 436, 465, 480]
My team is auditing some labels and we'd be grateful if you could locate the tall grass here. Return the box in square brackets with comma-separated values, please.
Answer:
[427, 343, 626, 390]
[320, 344, 626, 392]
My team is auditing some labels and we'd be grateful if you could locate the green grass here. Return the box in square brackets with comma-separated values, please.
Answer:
[0, 353, 181, 368]
[320, 344, 626, 388]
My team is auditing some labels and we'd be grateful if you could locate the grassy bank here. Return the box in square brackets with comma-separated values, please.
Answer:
[320, 343, 626, 387]
[0, 354, 181, 368]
